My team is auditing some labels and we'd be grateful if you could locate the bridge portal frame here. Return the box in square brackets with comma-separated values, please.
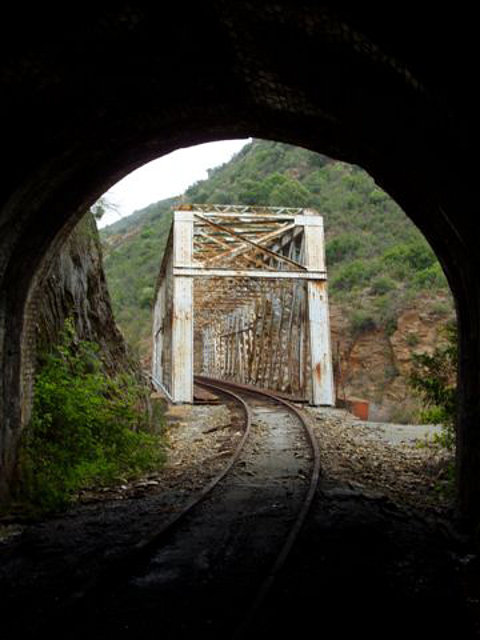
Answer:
[152, 205, 334, 405]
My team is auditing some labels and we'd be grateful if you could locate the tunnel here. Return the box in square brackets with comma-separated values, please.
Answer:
[1, 3, 479, 527]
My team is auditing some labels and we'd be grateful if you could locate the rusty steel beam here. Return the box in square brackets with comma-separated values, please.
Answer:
[153, 205, 334, 405]
[194, 214, 307, 271]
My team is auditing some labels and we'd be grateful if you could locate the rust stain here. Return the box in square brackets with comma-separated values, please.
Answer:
[154, 205, 333, 404]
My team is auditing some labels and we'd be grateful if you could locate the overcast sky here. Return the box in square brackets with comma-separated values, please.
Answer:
[98, 138, 251, 228]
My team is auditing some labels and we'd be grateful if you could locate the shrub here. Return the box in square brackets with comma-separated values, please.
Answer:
[139, 286, 154, 309]
[412, 263, 446, 290]
[331, 259, 377, 291]
[210, 190, 232, 205]
[268, 176, 311, 208]
[302, 169, 327, 193]
[370, 275, 396, 295]
[326, 234, 363, 265]
[382, 240, 436, 278]
[405, 333, 420, 347]
[140, 227, 154, 239]
[19, 319, 165, 512]
[369, 188, 387, 205]
[237, 178, 265, 205]
[409, 321, 457, 450]
[384, 316, 398, 336]
[350, 310, 377, 337]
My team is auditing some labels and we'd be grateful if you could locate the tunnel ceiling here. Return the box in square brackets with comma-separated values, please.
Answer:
[0, 2, 477, 285]
[0, 4, 477, 194]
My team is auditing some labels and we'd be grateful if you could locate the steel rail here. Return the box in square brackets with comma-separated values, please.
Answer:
[194, 375, 321, 634]
[132, 381, 252, 557]
[51, 381, 253, 622]
[54, 376, 320, 637]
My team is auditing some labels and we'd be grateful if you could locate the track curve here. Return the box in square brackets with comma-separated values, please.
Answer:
[53, 377, 321, 639]
[195, 376, 321, 635]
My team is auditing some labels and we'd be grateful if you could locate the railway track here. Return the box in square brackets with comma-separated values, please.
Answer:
[45, 377, 321, 639]
[3, 380, 477, 640]
[196, 376, 321, 637]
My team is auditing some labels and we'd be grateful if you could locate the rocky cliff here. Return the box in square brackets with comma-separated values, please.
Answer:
[331, 292, 454, 421]
[10, 212, 146, 493]
[33, 214, 133, 372]
[22, 212, 142, 424]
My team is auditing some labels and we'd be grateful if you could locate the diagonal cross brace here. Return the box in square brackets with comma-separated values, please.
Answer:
[194, 229, 276, 270]
[194, 214, 306, 271]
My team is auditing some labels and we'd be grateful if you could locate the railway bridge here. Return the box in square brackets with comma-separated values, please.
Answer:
[1, 3, 480, 525]
[152, 204, 335, 406]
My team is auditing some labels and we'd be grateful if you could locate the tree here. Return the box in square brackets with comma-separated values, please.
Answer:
[268, 176, 311, 207]
[90, 195, 120, 222]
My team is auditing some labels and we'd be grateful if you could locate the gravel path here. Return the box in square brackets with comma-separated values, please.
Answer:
[356, 419, 443, 445]
[307, 406, 453, 510]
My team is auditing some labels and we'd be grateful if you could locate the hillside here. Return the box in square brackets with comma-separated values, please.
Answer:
[101, 197, 177, 351]
[100, 139, 454, 419]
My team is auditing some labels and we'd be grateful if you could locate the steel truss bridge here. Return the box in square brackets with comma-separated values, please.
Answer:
[152, 204, 334, 405]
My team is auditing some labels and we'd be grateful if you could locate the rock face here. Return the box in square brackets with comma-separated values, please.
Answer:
[32, 213, 131, 373]
[21, 213, 139, 429]
[330, 295, 454, 422]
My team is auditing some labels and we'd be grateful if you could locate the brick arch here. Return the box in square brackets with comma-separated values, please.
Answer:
[0, 4, 478, 525]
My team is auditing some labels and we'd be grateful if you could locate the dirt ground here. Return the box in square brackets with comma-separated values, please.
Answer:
[1, 401, 479, 639]
[307, 406, 453, 511]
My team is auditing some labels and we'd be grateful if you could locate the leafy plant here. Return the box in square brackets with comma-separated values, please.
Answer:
[326, 233, 363, 265]
[409, 321, 457, 450]
[350, 310, 377, 337]
[412, 263, 445, 290]
[18, 319, 165, 512]
[370, 275, 396, 296]
[405, 332, 420, 348]
[331, 260, 378, 291]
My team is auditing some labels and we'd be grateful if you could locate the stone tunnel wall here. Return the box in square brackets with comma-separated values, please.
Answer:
[21, 212, 140, 433]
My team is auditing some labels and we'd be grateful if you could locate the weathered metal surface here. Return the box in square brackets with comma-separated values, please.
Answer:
[152, 249, 173, 393]
[303, 212, 335, 405]
[172, 267, 326, 279]
[171, 212, 194, 402]
[152, 205, 334, 405]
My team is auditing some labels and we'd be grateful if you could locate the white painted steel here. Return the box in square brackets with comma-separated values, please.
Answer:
[172, 267, 327, 279]
[303, 214, 335, 406]
[171, 211, 194, 402]
[153, 205, 335, 406]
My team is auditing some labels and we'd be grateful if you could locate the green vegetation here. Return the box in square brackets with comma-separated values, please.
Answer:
[408, 321, 457, 497]
[19, 319, 166, 513]
[409, 321, 457, 450]
[349, 310, 377, 338]
[101, 199, 175, 352]
[100, 139, 451, 353]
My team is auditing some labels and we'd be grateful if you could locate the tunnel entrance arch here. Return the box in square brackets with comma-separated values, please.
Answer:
[152, 204, 334, 405]
[0, 4, 479, 525]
